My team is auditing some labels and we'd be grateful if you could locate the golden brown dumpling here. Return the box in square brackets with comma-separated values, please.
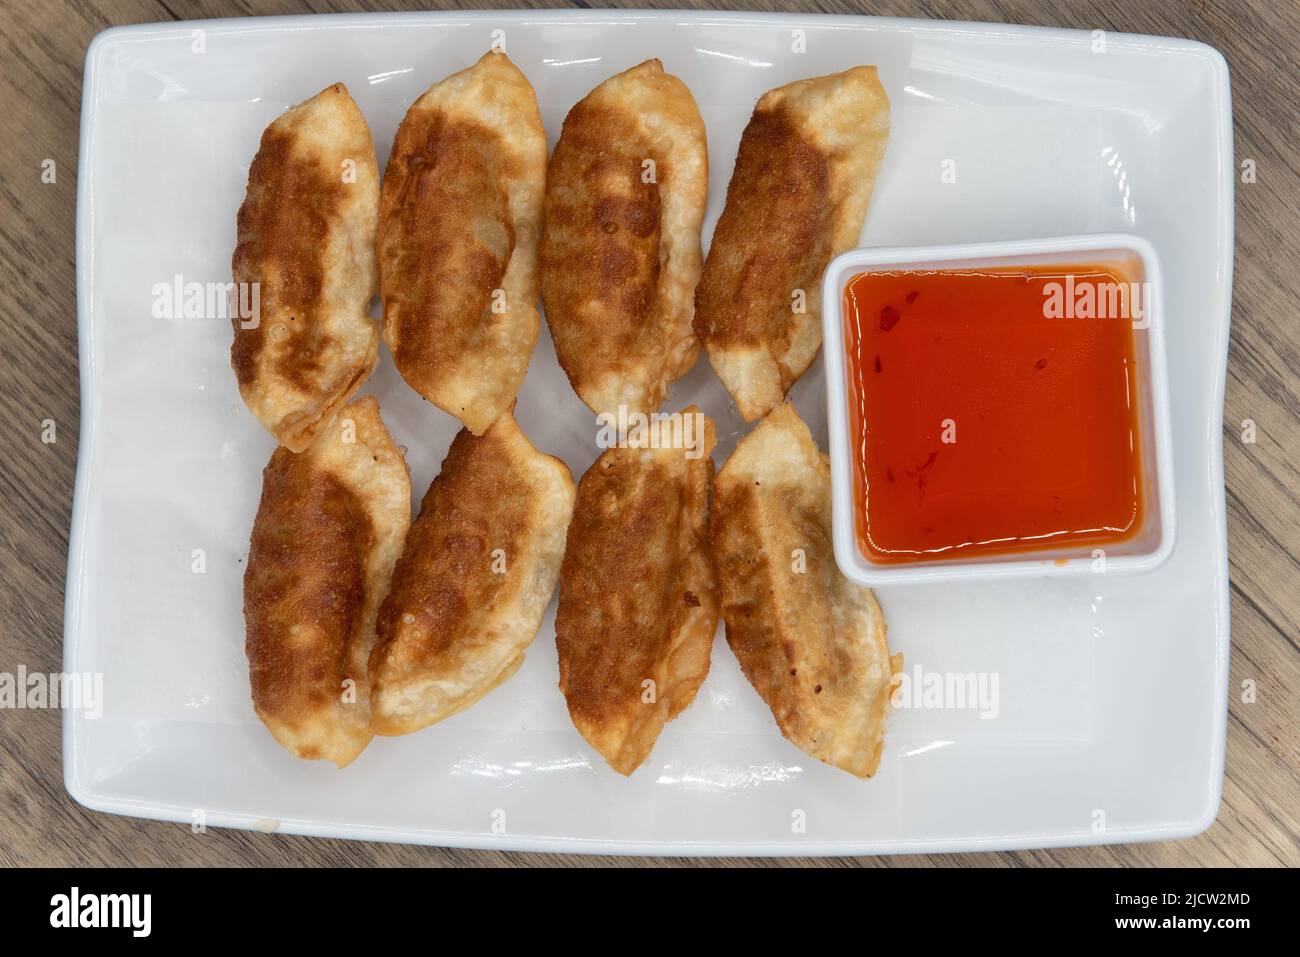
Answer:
[556, 407, 718, 775]
[711, 403, 900, 777]
[369, 414, 575, 734]
[695, 67, 890, 421]
[541, 59, 708, 417]
[243, 396, 410, 767]
[232, 83, 380, 452]
[379, 51, 547, 435]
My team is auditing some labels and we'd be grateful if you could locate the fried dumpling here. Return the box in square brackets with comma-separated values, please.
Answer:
[379, 51, 547, 435]
[243, 396, 410, 767]
[711, 403, 900, 777]
[370, 414, 575, 735]
[556, 407, 718, 775]
[541, 59, 708, 417]
[695, 67, 890, 421]
[232, 83, 380, 452]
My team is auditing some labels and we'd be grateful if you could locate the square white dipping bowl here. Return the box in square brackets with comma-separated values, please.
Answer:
[821, 234, 1176, 587]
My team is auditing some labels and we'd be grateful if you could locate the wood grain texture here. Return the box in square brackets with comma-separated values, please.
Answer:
[0, 0, 1294, 868]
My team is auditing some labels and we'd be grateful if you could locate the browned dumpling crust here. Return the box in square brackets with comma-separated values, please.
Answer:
[711, 403, 901, 777]
[379, 51, 547, 435]
[695, 67, 890, 421]
[232, 83, 380, 452]
[541, 59, 708, 417]
[369, 414, 575, 735]
[556, 408, 718, 775]
[243, 397, 410, 767]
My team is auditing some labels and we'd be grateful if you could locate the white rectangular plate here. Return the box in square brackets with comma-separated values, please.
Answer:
[67, 10, 1233, 855]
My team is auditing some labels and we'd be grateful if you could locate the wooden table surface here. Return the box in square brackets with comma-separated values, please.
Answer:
[2, 0, 1295, 867]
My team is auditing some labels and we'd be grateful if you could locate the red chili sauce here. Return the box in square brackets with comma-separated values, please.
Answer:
[843, 264, 1144, 564]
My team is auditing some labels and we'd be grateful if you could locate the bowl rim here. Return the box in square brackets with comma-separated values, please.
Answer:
[820, 232, 1178, 586]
